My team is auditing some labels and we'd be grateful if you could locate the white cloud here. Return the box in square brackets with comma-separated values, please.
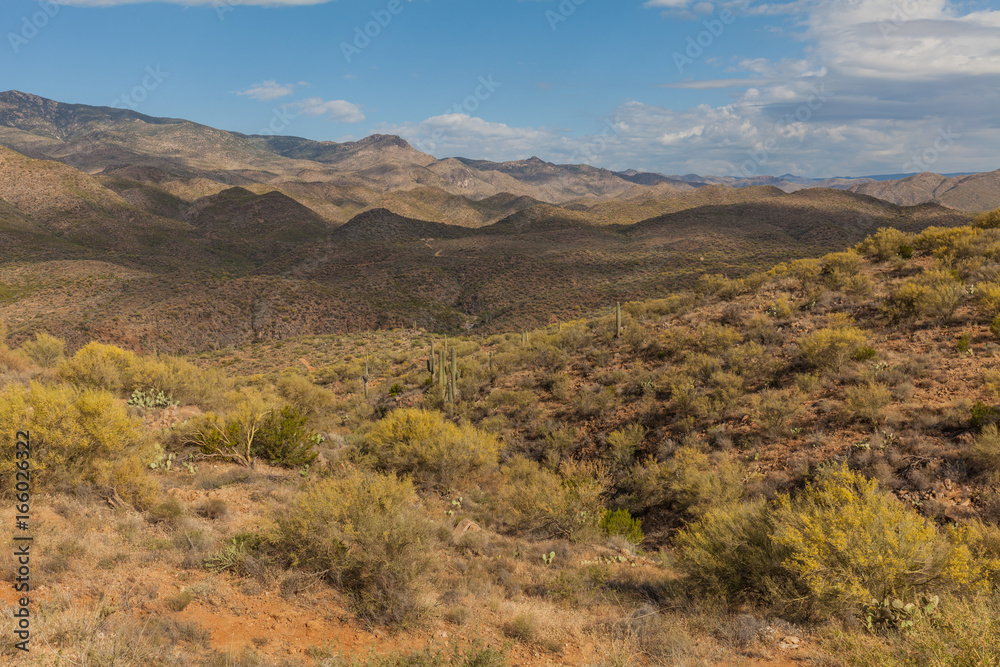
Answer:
[623, 0, 1000, 175]
[57, 0, 335, 5]
[290, 98, 365, 123]
[234, 80, 299, 101]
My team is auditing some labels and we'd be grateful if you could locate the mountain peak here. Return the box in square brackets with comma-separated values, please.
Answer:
[357, 134, 413, 150]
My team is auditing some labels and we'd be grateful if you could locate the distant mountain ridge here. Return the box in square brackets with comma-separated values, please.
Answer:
[2, 90, 996, 213]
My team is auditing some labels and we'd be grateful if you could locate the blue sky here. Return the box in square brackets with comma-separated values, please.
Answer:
[2, 0, 1000, 177]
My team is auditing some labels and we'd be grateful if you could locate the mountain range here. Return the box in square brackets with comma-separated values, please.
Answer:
[0, 90, 992, 352]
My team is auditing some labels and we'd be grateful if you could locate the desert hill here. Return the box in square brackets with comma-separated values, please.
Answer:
[851, 170, 1000, 211]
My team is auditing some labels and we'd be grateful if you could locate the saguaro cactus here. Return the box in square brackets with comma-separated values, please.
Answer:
[428, 341, 436, 375]
[615, 302, 622, 339]
[363, 353, 370, 399]
[450, 347, 457, 403]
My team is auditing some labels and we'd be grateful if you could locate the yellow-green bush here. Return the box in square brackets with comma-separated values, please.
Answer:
[914, 226, 975, 258]
[695, 323, 743, 355]
[842, 382, 893, 426]
[275, 372, 334, 417]
[675, 499, 801, 607]
[888, 268, 964, 322]
[493, 456, 607, 541]
[772, 465, 973, 613]
[606, 423, 647, 471]
[857, 227, 917, 262]
[677, 465, 977, 618]
[975, 281, 1000, 320]
[0, 381, 157, 506]
[767, 295, 794, 319]
[820, 593, 1000, 666]
[797, 323, 869, 371]
[269, 469, 430, 626]
[625, 446, 742, 524]
[975, 207, 1000, 229]
[58, 342, 226, 407]
[180, 388, 317, 468]
[821, 251, 865, 290]
[361, 408, 498, 490]
[696, 274, 746, 300]
[965, 423, 1000, 476]
[19, 333, 65, 368]
[726, 341, 780, 386]
[750, 388, 805, 437]
[768, 258, 822, 287]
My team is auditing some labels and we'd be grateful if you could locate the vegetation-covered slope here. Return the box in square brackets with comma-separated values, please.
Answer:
[4, 217, 1000, 665]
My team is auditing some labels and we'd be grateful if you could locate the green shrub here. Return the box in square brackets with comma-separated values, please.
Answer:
[269, 469, 431, 626]
[965, 423, 1000, 475]
[253, 406, 319, 467]
[361, 408, 498, 491]
[797, 324, 869, 371]
[494, 456, 607, 541]
[19, 332, 65, 368]
[695, 323, 743, 355]
[976, 282, 1000, 321]
[600, 509, 644, 545]
[970, 401, 1000, 430]
[696, 274, 745, 300]
[769, 257, 822, 287]
[180, 388, 275, 467]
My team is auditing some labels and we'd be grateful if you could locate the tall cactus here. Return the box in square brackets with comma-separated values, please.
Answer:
[615, 302, 622, 339]
[450, 347, 457, 403]
[363, 353, 370, 399]
[427, 341, 435, 375]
